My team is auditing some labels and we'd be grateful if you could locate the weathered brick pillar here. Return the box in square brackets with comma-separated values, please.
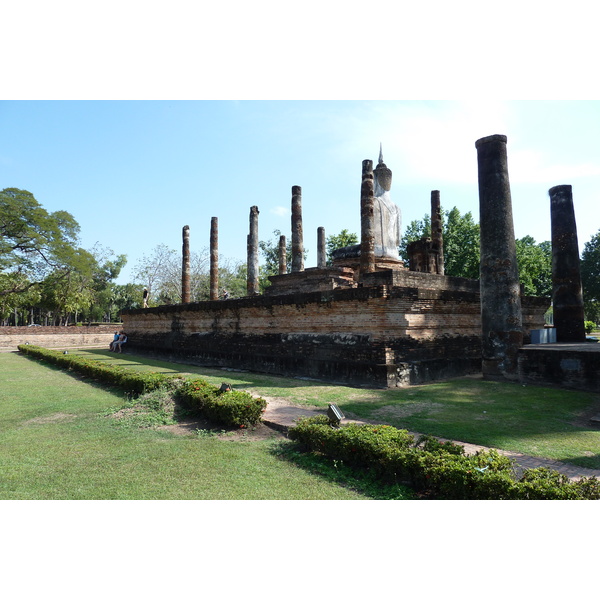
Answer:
[182, 225, 191, 303]
[210, 217, 219, 301]
[247, 206, 260, 296]
[317, 227, 326, 268]
[549, 184, 586, 342]
[431, 190, 445, 275]
[476, 134, 523, 379]
[360, 159, 375, 275]
[291, 186, 304, 273]
[278, 234, 287, 275]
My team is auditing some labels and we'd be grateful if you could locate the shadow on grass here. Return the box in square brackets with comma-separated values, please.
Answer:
[42, 349, 600, 469]
[19, 353, 128, 402]
[268, 440, 416, 500]
[564, 453, 600, 470]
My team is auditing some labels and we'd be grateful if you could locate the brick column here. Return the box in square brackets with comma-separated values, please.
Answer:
[431, 190, 444, 275]
[291, 186, 304, 273]
[210, 217, 219, 301]
[247, 206, 260, 296]
[182, 225, 191, 303]
[360, 159, 375, 275]
[317, 227, 326, 268]
[549, 184, 586, 342]
[476, 134, 523, 379]
[278, 234, 287, 275]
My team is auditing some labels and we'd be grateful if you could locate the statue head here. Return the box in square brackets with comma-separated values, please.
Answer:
[374, 145, 392, 193]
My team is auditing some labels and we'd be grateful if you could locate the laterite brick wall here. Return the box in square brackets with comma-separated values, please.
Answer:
[121, 277, 548, 387]
[0, 326, 116, 352]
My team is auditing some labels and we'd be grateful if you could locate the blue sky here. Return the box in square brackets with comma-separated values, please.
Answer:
[2, 100, 600, 284]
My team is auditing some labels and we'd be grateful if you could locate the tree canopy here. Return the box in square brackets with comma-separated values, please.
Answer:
[326, 229, 358, 265]
[400, 206, 480, 279]
[0, 188, 81, 295]
[400, 206, 552, 294]
[0, 188, 127, 324]
[132, 243, 246, 304]
[581, 229, 600, 323]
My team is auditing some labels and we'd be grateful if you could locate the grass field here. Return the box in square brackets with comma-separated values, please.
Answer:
[2, 351, 416, 500]
[70, 348, 600, 470]
[4, 346, 600, 501]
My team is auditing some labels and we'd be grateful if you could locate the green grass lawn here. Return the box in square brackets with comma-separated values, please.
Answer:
[69, 348, 600, 470]
[2, 351, 407, 500]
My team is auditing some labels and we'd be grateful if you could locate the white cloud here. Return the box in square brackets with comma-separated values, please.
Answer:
[270, 206, 289, 217]
[323, 101, 514, 185]
[508, 149, 600, 185]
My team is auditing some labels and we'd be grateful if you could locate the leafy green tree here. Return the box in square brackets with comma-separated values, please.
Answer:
[259, 229, 290, 277]
[400, 207, 480, 278]
[581, 229, 600, 323]
[0, 189, 126, 324]
[399, 215, 431, 263]
[515, 237, 552, 297]
[219, 260, 247, 299]
[442, 208, 480, 279]
[326, 229, 358, 265]
[0, 188, 81, 298]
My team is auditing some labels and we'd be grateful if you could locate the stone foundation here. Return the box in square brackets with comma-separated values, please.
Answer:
[518, 343, 600, 392]
[121, 272, 548, 388]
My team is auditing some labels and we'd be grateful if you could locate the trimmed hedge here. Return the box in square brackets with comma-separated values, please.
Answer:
[288, 416, 600, 500]
[18, 344, 266, 428]
[176, 379, 267, 427]
[18, 344, 174, 395]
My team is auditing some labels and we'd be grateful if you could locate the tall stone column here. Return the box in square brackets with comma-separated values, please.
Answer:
[360, 159, 375, 275]
[431, 190, 444, 275]
[291, 186, 304, 273]
[210, 217, 219, 301]
[317, 227, 326, 268]
[278, 234, 287, 275]
[182, 225, 191, 303]
[475, 134, 523, 379]
[549, 185, 586, 342]
[247, 206, 260, 296]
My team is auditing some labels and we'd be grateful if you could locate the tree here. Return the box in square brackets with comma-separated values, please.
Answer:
[0, 188, 81, 298]
[515, 236, 552, 297]
[326, 229, 358, 265]
[441, 208, 480, 279]
[0, 189, 127, 324]
[400, 207, 480, 278]
[132, 244, 180, 305]
[400, 208, 552, 293]
[399, 215, 431, 263]
[132, 244, 249, 304]
[259, 230, 290, 277]
[581, 229, 600, 323]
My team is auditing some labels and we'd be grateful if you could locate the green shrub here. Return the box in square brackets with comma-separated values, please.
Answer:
[287, 418, 600, 500]
[288, 417, 414, 473]
[176, 379, 267, 428]
[585, 321, 596, 334]
[18, 346, 267, 429]
[17, 345, 176, 396]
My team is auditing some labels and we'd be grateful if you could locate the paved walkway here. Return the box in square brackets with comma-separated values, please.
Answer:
[261, 398, 600, 482]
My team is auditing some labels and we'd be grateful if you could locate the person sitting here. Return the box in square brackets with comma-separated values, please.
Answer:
[109, 331, 120, 351]
[112, 333, 128, 353]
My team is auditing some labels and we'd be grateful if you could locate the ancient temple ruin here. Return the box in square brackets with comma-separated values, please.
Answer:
[120, 140, 557, 388]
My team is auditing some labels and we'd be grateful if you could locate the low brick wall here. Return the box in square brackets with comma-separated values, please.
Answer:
[0, 326, 117, 352]
[518, 343, 600, 392]
[121, 276, 548, 387]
